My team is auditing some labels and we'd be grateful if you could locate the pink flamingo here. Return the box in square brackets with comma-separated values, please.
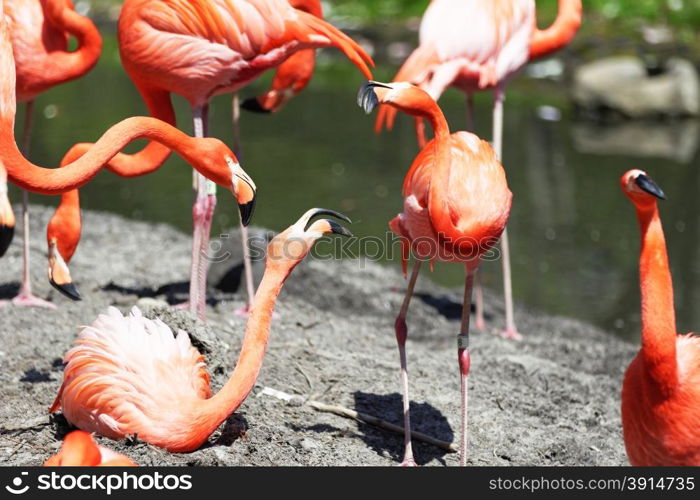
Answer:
[359, 81, 511, 466]
[1, 0, 100, 308]
[376, 0, 582, 338]
[44, 431, 137, 466]
[50, 209, 351, 453]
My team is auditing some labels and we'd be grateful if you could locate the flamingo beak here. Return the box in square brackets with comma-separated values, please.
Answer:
[357, 81, 392, 114]
[635, 174, 666, 200]
[239, 196, 256, 227]
[0, 224, 13, 257]
[48, 244, 81, 301]
[240, 97, 272, 114]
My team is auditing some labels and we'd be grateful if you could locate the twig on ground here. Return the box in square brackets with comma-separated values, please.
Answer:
[258, 387, 457, 453]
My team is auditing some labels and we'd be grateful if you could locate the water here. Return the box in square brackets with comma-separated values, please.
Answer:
[7, 34, 700, 341]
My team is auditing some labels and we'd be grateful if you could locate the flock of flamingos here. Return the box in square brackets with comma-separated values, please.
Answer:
[0, 0, 698, 467]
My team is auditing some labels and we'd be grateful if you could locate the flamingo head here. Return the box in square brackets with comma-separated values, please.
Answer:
[0, 186, 14, 257]
[266, 208, 352, 273]
[225, 157, 257, 226]
[621, 169, 665, 207]
[43, 431, 102, 466]
[192, 139, 257, 226]
[358, 81, 436, 120]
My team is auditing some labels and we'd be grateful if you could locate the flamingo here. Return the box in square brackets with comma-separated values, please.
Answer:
[0, 3, 257, 301]
[358, 81, 512, 466]
[0, 0, 101, 308]
[104, 0, 373, 320]
[619, 169, 700, 466]
[375, 0, 582, 338]
[44, 431, 137, 466]
[240, 0, 322, 114]
[50, 208, 352, 453]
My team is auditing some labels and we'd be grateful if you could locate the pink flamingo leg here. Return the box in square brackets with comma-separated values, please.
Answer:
[458, 265, 476, 466]
[394, 260, 422, 466]
[2, 101, 56, 309]
[188, 105, 215, 320]
[231, 93, 256, 318]
[492, 86, 520, 340]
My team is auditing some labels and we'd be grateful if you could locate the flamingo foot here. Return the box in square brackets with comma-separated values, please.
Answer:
[499, 327, 522, 341]
[398, 458, 418, 467]
[0, 293, 57, 309]
[475, 316, 486, 332]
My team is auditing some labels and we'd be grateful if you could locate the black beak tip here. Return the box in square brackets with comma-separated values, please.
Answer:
[329, 220, 353, 238]
[238, 199, 256, 227]
[50, 280, 82, 301]
[357, 81, 380, 115]
[635, 174, 666, 200]
[240, 97, 271, 114]
[0, 224, 14, 257]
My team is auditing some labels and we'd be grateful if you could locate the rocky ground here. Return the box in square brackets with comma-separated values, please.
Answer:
[0, 206, 635, 466]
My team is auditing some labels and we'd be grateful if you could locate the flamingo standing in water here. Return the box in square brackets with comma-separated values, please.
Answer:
[619, 170, 700, 466]
[44, 431, 137, 466]
[50, 209, 351, 453]
[376, 0, 582, 338]
[0, 0, 101, 308]
[241, 0, 322, 114]
[358, 81, 511, 466]
[0, 3, 257, 292]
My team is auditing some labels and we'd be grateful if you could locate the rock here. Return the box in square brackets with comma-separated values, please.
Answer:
[135, 297, 169, 309]
[572, 56, 700, 118]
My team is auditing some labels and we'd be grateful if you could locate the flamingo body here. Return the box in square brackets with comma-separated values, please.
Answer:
[394, 131, 511, 265]
[118, 0, 371, 107]
[52, 307, 214, 451]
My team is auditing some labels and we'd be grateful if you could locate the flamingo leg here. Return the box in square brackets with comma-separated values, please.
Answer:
[2, 100, 56, 310]
[231, 92, 256, 317]
[492, 85, 520, 340]
[394, 259, 422, 467]
[458, 264, 476, 466]
[189, 104, 216, 320]
[464, 94, 485, 331]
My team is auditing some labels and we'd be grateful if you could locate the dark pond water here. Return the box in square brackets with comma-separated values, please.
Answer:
[8, 33, 700, 341]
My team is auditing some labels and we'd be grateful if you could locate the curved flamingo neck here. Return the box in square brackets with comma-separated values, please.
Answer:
[37, 0, 102, 92]
[1, 114, 208, 194]
[529, 0, 582, 60]
[199, 261, 291, 433]
[635, 202, 677, 393]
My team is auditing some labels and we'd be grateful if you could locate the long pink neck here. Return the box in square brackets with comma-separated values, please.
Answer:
[529, 0, 582, 60]
[636, 202, 677, 394]
[199, 261, 291, 433]
[1, 115, 207, 194]
[34, 0, 102, 93]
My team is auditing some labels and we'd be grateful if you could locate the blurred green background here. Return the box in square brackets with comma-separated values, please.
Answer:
[5, 0, 700, 340]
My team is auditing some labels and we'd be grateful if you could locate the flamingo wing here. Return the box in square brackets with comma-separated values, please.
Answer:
[51, 307, 211, 440]
[119, 0, 371, 104]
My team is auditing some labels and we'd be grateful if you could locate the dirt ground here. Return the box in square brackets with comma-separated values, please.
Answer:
[0, 206, 636, 466]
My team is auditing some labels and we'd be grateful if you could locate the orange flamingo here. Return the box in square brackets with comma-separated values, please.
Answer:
[0, 5, 257, 301]
[107, 0, 373, 320]
[358, 81, 511, 466]
[376, 0, 582, 339]
[50, 209, 351, 453]
[1, 0, 101, 308]
[44, 431, 137, 466]
[241, 0, 323, 114]
[620, 169, 700, 466]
